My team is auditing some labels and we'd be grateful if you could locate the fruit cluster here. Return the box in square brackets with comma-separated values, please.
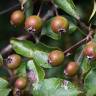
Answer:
[10, 10, 69, 34]
[1, 0, 95, 95]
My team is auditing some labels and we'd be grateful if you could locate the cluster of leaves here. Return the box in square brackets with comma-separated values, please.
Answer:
[0, 0, 96, 96]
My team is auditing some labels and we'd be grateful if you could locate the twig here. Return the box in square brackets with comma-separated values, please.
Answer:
[0, 34, 30, 56]
[30, 32, 39, 43]
[3, 65, 15, 85]
[0, 3, 20, 15]
[64, 37, 87, 55]
[42, 9, 54, 21]
[37, 1, 44, 16]
[3, 65, 13, 78]
[77, 19, 93, 33]
[64, 24, 94, 55]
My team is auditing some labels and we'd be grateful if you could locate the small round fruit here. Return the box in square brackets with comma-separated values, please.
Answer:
[83, 41, 96, 59]
[6, 54, 21, 70]
[15, 77, 27, 89]
[48, 50, 64, 66]
[25, 15, 42, 32]
[51, 16, 69, 33]
[10, 10, 24, 26]
[64, 61, 79, 76]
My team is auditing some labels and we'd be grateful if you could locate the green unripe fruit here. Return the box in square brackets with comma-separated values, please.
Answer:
[64, 61, 79, 76]
[6, 54, 21, 70]
[25, 15, 42, 32]
[51, 16, 69, 33]
[48, 50, 64, 66]
[15, 77, 27, 90]
[10, 10, 24, 26]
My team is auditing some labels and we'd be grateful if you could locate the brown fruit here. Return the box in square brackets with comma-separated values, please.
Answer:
[10, 10, 24, 26]
[64, 61, 79, 76]
[48, 50, 64, 66]
[15, 77, 27, 89]
[51, 16, 69, 33]
[25, 15, 42, 32]
[6, 54, 21, 70]
[83, 41, 96, 59]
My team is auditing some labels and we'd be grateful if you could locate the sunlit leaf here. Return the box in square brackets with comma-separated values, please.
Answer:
[0, 78, 11, 96]
[15, 62, 27, 77]
[27, 60, 45, 82]
[84, 69, 96, 96]
[53, 0, 79, 19]
[32, 78, 80, 96]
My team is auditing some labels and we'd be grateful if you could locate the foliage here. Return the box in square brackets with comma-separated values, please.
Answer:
[0, 0, 96, 96]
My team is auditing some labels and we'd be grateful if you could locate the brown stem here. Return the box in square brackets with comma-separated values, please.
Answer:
[42, 8, 54, 21]
[50, 0, 58, 16]
[37, 1, 44, 16]
[3, 65, 15, 85]
[30, 32, 39, 43]
[3, 65, 13, 78]
[64, 19, 94, 54]
[0, 34, 30, 56]
[64, 28, 94, 55]
[77, 19, 93, 33]
[64, 37, 87, 55]
[0, 4, 20, 15]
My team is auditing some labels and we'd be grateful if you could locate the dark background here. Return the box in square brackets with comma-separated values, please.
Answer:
[0, 0, 20, 50]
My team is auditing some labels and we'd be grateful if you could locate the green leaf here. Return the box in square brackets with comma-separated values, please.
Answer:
[10, 38, 35, 58]
[41, 18, 61, 40]
[33, 50, 52, 68]
[90, 13, 96, 26]
[53, 0, 79, 19]
[24, 0, 33, 18]
[0, 67, 9, 79]
[15, 62, 27, 77]
[84, 69, 96, 96]
[27, 60, 45, 82]
[53, 81, 80, 96]
[0, 54, 3, 67]
[32, 78, 80, 96]
[35, 42, 59, 52]
[32, 78, 62, 96]
[10, 39, 52, 68]
[0, 78, 11, 96]
[69, 22, 77, 34]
